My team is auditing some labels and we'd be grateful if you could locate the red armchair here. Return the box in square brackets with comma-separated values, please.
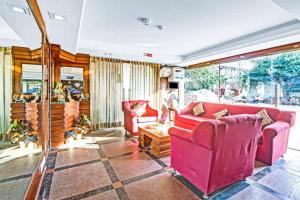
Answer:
[169, 114, 262, 196]
[174, 101, 296, 165]
[122, 100, 159, 136]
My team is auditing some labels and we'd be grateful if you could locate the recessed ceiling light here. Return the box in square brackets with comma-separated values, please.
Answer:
[6, 3, 31, 15]
[156, 25, 164, 30]
[104, 53, 112, 56]
[138, 17, 151, 26]
[48, 12, 67, 22]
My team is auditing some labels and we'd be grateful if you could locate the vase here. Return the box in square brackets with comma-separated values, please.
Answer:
[65, 137, 75, 145]
[27, 142, 38, 150]
[19, 141, 26, 149]
[76, 134, 82, 140]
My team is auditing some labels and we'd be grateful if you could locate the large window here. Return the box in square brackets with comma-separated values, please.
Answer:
[22, 64, 42, 94]
[185, 50, 300, 108]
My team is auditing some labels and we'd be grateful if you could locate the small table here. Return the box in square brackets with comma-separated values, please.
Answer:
[138, 123, 171, 157]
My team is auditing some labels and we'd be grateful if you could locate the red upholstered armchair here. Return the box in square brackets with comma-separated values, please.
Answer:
[169, 114, 262, 196]
[122, 100, 159, 136]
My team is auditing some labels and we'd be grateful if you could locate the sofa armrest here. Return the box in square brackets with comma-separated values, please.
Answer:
[263, 121, 290, 139]
[146, 104, 159, 116]
[168, 127, 193, 142]
[276, 111, 296, 127]
[123, 108, 138, 117]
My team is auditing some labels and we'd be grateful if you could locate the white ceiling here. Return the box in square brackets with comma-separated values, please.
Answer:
[1, 0, 300, 65]
[0, 0, 41, 49]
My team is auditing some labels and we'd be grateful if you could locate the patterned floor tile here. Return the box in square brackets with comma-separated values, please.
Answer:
[0, 154, 40, 180]
[124, 172, 200, 200]
[258, 168, 300, 199]
[49, 162, 111, 200]
[159, 156, 171, 167]
[0, 177, 31, 200]
[82, 190, 119, 200]
[100, 139, 139, 158]
[55, 148, 100, 168]
[109, 152, 162, 181]
[227, 185, 280, 200]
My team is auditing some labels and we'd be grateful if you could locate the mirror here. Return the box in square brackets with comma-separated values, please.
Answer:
[0, 0, 44, 199]
[60, 66, 84, 98]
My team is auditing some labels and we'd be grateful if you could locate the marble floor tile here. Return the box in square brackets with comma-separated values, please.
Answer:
[83, 190, 119, 200]
[55, 148, 100, 168]
[109, 152, 162, 181]
[49, 162, 111, 200]
[0, 154, 40, 180]
[100, 139, 139, 158]
[0, 177, 31, 200]
[159, 156, 170, 167]
[124, 172, 200, 200]
[258, 168, 300, 199]
[252, 160, 268, 175]
[228, 185, 280, 200]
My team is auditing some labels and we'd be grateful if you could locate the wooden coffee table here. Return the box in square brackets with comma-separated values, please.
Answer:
[138, 123, 171, 157]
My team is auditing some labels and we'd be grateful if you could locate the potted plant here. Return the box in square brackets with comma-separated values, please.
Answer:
[7, 119, 33, 149]
[64, 130, 77, 144]
[24, 135, 38, 149]
[74, 115, 91, 139]
[52, 82, 66, 103]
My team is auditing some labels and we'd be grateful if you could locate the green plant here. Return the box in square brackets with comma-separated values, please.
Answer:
[52, 82, 66, 103]
[7, 119, 34, 144]
[24, 135, 38, 144]
[64, 130, 77, 139]
[74, 115, 91, 135]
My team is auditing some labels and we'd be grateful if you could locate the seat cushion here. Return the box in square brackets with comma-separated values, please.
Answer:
[175, 114, 210, 126]
[137, 116, 157, 123]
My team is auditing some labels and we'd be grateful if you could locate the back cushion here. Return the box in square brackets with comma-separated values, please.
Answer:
[201, 102, 280, 120]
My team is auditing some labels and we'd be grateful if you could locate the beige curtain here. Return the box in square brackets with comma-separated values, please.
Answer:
[0, 47, 12, 139]
[90, 57, 124, 129]
[126, 61, 160, 108]
[90, 57, 160, 129]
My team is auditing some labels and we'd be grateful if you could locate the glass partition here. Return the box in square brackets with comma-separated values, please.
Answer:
[0, 0, 44, 199]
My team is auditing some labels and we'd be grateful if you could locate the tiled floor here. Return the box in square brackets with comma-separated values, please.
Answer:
[38, 128, 300, 200]
[0, 152, 41, 200]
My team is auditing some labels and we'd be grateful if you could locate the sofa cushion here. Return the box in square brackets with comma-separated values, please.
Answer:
[192, 102, 205, 116]
[132, 103, 146, 116]
[137, 116, 157, 123]
[257, 109, 274, 127]
[176, 114, 209, 126]
[213, 108, 230, 119]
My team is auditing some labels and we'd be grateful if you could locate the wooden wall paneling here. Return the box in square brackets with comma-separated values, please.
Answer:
[11, 47, 42, 93]
[189, 41, 300, 69]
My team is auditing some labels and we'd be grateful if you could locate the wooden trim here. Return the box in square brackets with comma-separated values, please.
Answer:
[50, 44, 90, 93]
[188, 41, 300, 69]
[23, 151, 47, 200]
[12, 46, 42, 93]
[26, 0, 48, 40]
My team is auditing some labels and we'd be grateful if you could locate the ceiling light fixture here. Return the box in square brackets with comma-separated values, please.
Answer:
[138, 17, 151, 26]
[48, 12, 67, 22]
[104, 53, 112, 56]
[156, 25, 163, 30]
[6, 3, 31, 15]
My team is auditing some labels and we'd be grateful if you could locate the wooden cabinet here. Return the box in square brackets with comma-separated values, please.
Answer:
[79, 101, 90, 116]
[50, 102, 79, 147]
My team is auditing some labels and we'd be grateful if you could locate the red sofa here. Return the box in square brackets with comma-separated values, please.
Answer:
[169, 114, 262, 195]
[175, 101, 296, 165]
[122, 100, 158, 136]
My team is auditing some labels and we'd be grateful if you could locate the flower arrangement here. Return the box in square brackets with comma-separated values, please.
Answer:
[7, 119, 35, 144]
[52, 82, 66, 103]
[74, 115, 91, 135]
